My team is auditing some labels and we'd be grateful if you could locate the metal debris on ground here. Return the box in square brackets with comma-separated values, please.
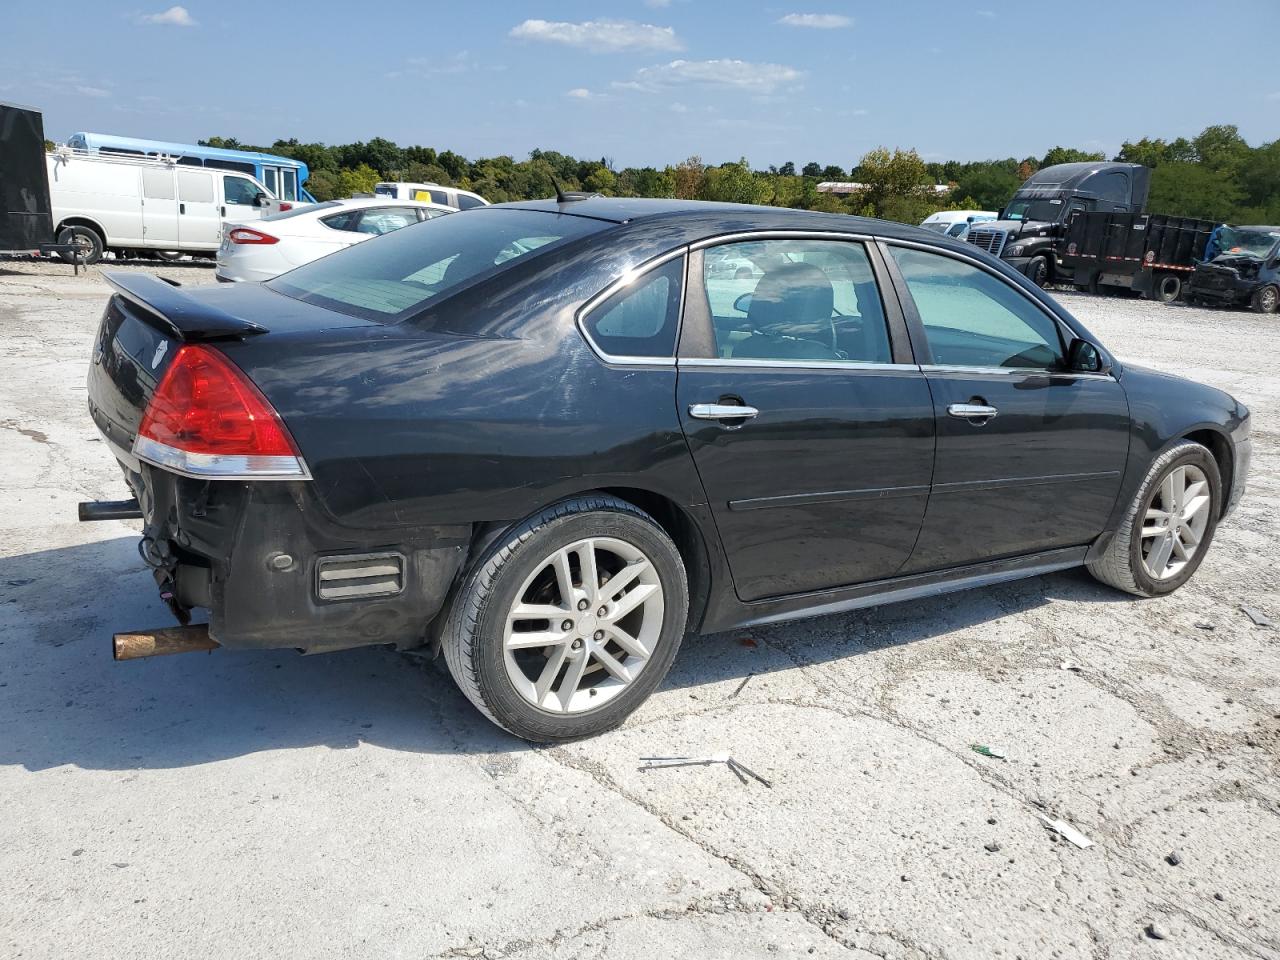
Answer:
[639, 752, 773, 788]
[970, 744, 1007, 760]
[1034, 812, 1094, 849]
[730, 674, 753, 698]
[1059, 660, 1083, 672]
[1240, 605, 1273, 628]
[1194, 622, 1216, 631]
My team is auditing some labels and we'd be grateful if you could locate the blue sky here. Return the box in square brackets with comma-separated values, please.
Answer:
[5, 1, 1278, 169]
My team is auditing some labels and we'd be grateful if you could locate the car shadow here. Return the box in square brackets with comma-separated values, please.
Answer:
[0, 536, 1137, 772]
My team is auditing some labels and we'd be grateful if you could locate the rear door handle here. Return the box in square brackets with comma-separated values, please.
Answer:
[947, 403, 999, 421]
[179, 202, 185, 214]
[689, 403, 759, 422]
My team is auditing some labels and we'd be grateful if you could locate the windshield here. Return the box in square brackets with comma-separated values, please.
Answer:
[268, 208, 610, 323]
[1219, 227, 1280, 259]
[921, 221, 950, 233]
[1003, 198, 1064, 223]
[263, 200, 343, 222]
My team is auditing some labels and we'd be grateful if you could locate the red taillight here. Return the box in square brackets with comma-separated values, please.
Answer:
[227, 228, 279, 245]
[278, 202, 293, 212]
[133, 344, 308, 479]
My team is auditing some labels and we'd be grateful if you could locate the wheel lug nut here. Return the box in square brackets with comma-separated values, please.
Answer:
[577, 599, 589, 611]
[593, 630, 605, 641]
[571, 639, 583, 650]
[597, 607, 607, 617]
[561, 620, 573, 631]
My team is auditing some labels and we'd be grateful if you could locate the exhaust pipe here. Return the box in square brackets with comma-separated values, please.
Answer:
[79, 498, 143, 522]
[113, 624, 219, 661]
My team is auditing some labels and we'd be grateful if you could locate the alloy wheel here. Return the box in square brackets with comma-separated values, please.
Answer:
[503, 536, 664, 713]
[1141, 464, 1212, 581]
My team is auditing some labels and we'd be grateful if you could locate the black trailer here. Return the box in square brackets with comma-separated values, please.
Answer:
[0, 100, 55, 252]
[1061, 211, 1217, 302]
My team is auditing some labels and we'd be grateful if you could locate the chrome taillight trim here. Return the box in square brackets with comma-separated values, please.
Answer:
[132, 435, 312, 481]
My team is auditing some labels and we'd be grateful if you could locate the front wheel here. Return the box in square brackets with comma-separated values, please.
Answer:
[442, 495, 688, 742]
[1087, 441, 1221, 597]
[1251, 285, 1278, 314]
[1028, 255, 1049, 288]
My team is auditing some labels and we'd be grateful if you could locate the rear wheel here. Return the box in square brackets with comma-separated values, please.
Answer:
[1087, 441, 1221, 597]
[1153, 273, 1182, 303]
[56, 225, 102, 265]
[153, 250, 184, 262]
[1251, 285, 1278, 314]
[442, 495, 688, 742]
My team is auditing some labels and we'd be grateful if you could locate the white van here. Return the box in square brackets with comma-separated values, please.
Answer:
[919, 210, 998, 240]
[373, 181, 489, 210]
[46, 150, 276, 263]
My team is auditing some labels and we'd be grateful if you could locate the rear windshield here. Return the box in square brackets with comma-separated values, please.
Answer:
[268, 208, 610, 323]
[263, 200, 343, 222]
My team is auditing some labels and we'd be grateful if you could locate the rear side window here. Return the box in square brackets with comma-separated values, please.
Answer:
[889, 246, 1064, 369]
[177, 170, 214, 203]
[269, 209, 610, 323]
[356, 207, 420, 235]
[702, 238, 891, 363]
[457, 193, 485, 210]
[581, 258, 684, 358]
[320, 209, 360, 231]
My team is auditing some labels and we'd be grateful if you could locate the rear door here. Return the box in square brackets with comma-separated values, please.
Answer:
[883, 242, 1130, 572]
[176, 169, 220, 249]
[140, 167, 179, 248]
[675, 235, 935, 602]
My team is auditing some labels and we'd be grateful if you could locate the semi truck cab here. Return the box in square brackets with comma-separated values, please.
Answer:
[966, 162, 1150, 286]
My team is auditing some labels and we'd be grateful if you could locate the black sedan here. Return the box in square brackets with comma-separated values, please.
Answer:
[84, 198, 1251, 741]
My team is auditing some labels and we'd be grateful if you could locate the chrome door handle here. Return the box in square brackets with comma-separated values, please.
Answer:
[689, 403, 759, 421]
[947, 403, 999, 421]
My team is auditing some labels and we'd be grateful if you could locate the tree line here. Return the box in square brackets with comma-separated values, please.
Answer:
[202, 123, 1279, 225]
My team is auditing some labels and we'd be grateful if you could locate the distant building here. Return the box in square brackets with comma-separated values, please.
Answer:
[817, 181, 953, 196]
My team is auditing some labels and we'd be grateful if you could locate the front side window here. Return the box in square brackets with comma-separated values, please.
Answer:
[889, 246, 1064, 370]
[269, 208, 609, 323]
[581, 258, 684, 358]
[223, 176, 262, 205]
[263, 167, 279, 196]
[142, 168, 175, 200]
[702, 238, 891, 363]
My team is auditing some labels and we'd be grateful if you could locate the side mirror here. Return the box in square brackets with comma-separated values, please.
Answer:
[1067, 337, 1111, 374]
[252, 192, 268, 208]
[733, 292, 753, 314]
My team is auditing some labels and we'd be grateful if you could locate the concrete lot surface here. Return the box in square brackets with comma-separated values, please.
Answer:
[1, 259, 1277, 959]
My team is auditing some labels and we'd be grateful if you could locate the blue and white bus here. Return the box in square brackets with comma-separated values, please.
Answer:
[65, 132, 315, 202]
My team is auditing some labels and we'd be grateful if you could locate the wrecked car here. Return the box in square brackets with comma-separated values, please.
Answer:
[83, 197, 1251, 742]
[1186, 225, 1280, 313]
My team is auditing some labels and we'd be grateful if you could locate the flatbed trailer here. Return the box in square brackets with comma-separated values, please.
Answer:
[1062, 211, 1217, 302]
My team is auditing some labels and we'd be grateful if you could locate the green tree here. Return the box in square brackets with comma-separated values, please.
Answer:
[584, 166, 616, 195]
[1192, 124, 1250, 178]
[336, 163, 380, 197]
[699, 159, 771, 205]
[1148, 162, 1241, 220]
[670, 156, 705, 200]
[801, 161, 823, 178]
[855, 147, 935, 222]
[1040, 146, 1106, 168]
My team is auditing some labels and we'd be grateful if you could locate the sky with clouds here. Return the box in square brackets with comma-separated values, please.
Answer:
[4, 1, 1278, 168]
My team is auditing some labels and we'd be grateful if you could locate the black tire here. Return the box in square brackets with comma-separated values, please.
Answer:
[1028, 256, 1049, 288]
[1250, 285, 1279, 314]
[152, 250, 184, 262]
[442, 495, 689, 742]
[1087, 441, 1221, 598]
[1153, 273, 1182, 303]
[56, 225, 103, 265]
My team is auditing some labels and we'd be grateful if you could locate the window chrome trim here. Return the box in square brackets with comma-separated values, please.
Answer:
[920, 363, 1117, 380]
[575, 246, 688, 366]
[679, 357, 919, 373]
[690, 229, 876, 250]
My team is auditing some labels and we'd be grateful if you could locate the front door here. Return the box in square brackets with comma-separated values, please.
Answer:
[220, 173, 268, 223]
[884, 243, 1130, 572]
[677, 237, 935, 602]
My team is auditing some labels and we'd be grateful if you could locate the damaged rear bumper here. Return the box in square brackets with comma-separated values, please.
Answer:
[112, 457, 469, 654]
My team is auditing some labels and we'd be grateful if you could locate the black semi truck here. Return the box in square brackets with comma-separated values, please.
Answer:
[0, 101, 54, 252]
[966, 161, 1151, 286]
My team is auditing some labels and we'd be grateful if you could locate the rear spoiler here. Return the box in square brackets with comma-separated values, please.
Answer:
[104, 272, 268, 341]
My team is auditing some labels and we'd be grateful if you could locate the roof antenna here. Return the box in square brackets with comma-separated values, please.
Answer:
[549, 175, 599, 203]
[550, 175, 568, 203]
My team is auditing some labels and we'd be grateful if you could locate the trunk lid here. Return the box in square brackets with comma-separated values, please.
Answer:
[87, 272, 378, 457]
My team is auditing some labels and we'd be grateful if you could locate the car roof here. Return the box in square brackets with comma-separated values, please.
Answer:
[334, 197, 452, 209]
[494, 197, 950, 244]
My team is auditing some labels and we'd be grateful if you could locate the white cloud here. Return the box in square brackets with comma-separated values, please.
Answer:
[75, 85, 111, 98]
[509, 19, 682, 52]
[566, 88, 594, 99]
[138, 5, 198, 26]
[621, 59, 803, 94]
[778, 13, 853, 28]
[645, 0, 672, 6]
[976, 9, 996, 17]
